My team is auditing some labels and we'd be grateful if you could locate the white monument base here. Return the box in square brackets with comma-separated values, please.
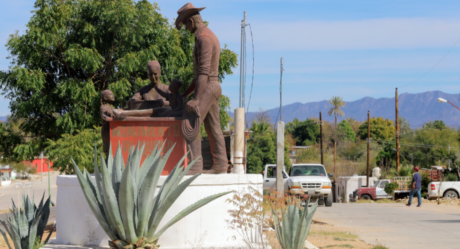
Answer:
[54, 174, 263, 249]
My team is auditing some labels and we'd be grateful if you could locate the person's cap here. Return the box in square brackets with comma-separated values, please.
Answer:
[175, 3, 205, 30]
[414, 167, 419, 171]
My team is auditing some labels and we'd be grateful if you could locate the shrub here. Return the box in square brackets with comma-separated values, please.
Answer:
[446, 173, 458, 181]
[384, 182, 399, 195]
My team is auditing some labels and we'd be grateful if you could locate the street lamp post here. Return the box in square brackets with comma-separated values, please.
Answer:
[438, 98, 460, 112]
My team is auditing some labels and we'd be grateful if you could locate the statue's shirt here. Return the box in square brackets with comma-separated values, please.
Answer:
[193, 25, 220, 79]
[131, 83, 170, 101]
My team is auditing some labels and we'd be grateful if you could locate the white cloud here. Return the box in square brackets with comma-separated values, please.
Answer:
[214, 18, 460, 51]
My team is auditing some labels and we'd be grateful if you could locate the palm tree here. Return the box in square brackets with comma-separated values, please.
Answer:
[328, 96, 346, 177]
[328, 96, 346, 128]
[395, 117, 411, 135]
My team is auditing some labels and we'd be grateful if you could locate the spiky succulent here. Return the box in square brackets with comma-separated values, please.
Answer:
[272, 198, 318, 249]
[72, 142, 231, 249]
[0, 194, 55, 249]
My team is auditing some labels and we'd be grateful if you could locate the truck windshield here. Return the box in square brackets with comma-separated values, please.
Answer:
[290, 165, 326, 177]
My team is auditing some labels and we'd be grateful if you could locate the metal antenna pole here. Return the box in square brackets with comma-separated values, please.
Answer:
[239, 11, 247, 108]
[280, 58, 284, 121]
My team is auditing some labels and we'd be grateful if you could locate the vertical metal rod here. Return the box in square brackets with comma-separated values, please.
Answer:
[279, 58, 282, 122]
[48, 161, 51, 206]
[396, 88, 400, 174]
[320, 112, 323, 165]
[41, 151, 43, 181]
[239, 12, 246, 108]
[367, 111, 370, 187]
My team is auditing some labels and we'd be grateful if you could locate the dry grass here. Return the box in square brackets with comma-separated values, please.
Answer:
[265, 223, 381, 249]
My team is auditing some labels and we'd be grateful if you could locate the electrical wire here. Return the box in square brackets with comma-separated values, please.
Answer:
[246, 24, 255, 114]
[400, 35, 460, 88]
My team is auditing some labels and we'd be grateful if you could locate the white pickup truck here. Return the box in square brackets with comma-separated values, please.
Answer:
[263, 163, 333, 206]
[427, 181, 460, 199]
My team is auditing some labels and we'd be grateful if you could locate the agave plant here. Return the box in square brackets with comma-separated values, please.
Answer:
[72, 142, 231, 249]
[0, 194, 55, 249]
[272, 198, 318, 249]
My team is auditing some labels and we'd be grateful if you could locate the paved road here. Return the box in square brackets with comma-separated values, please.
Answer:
[315, 203, 460, 249]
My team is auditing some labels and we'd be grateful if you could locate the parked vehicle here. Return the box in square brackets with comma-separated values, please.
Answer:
[263, 164, 333, 206]
[354, 177, 411, 200]
[288, 164, 333, 207]
[262, 164, 290, 191]
[427, 181, 460, 199]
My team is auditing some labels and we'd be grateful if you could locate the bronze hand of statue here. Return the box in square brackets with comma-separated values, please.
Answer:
[185, 99, 199, 115]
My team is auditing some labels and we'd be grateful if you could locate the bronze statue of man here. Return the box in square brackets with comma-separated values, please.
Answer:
[176, 3, 227, 174]
[114, 61, 173, 118]
[131, 61, 170, 105]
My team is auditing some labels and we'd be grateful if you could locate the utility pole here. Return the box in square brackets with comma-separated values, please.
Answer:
[449, 145, 451, 168]
[239, 11, 247, 109]
[280, 58, 284, 121]
[367, 111, 370, 187]
[233, 11, 248, 175]
[320, 112, 323, 165]
[395, 88, 400, 174]
[276, 57, 285, 197]
[276, 122, 285, 197]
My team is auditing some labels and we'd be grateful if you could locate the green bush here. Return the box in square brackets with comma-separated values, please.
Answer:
[446, 173, 458, 181]
[384, 182, 399, 195]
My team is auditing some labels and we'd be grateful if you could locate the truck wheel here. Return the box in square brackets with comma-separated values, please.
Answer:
[325, 194, 333, 207]
[318, 197, 325, 206]
[444, 190, 459, 199]
[361, 194, 371, 200]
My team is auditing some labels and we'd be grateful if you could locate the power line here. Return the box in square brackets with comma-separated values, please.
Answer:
[400, 35, 460, 88]
[245, 24, 255, 114]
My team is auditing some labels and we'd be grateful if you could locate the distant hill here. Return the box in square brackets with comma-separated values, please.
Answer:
[0, 116, 7, 122]
[229, 91, 460, 128]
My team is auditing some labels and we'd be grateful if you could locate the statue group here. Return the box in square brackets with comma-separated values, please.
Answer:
[100, 3, 228, 175]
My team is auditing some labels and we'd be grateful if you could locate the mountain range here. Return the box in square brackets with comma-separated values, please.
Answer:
[230, 91, 460, 128]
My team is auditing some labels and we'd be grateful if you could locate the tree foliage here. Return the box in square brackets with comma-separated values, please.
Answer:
[337, 120, 356, 142]
[285, 118, 319, 145]
[423, 120, 446, 130]
[358, 117, 395, 142]
[46, 127, 102, 174]
[246, 122, 291, 174]
[327, 96, 346, 127]
[0, 0, 237, 167]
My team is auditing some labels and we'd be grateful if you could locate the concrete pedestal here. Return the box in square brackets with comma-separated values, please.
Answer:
[55, 174, 263, 248]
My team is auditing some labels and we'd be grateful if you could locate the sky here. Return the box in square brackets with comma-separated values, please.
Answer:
[1, 0, 460, 115]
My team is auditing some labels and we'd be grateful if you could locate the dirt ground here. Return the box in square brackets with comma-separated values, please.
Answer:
[265, 221, 388, 249]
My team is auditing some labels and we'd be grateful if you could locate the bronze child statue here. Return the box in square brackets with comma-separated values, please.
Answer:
[154, 79, 185, 117]
[100, 90, 115, 157]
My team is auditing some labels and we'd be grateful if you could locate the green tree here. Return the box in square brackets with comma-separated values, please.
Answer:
[327, 96, 346, 128]
[337, 120, 356, 142]
[0, 0, 237, 169]
[423, 120, 446, 130]
[246, 122, 291, 174]
[46, 127, 102, 174]
[358, 117, 395, 142]
[396, 117, 411, 135]
[376, 142, 397, 168]
[246, 129, 276, 174]
[291, 119, 319, 146]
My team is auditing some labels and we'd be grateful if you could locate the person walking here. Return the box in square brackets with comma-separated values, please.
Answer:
[406, 166, 422, 207]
